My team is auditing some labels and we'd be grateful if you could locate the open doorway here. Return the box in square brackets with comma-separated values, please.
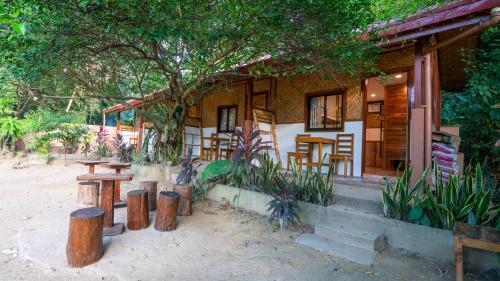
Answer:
[363, 72, 408, 177]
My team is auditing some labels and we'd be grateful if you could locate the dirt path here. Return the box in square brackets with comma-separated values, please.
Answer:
[0, 160, 488, 280]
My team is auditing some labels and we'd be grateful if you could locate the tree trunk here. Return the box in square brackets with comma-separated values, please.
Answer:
[77, 182, 100, 207]
[140, 181, 158, 211]
[154, 191, 180, 231]
[66, 207, 104, 267]
[173, 184, 192, 216]
[127, 190, 149, 230]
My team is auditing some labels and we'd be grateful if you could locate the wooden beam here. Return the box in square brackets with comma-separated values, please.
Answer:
[380, 16, 488, 47]
[423, 8, 500, 54]
[413, 39, 425, 108]
[116, 111, 121, 137]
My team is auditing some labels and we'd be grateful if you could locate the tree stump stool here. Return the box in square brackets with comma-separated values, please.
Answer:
[66, 207, 104, 267]
[77, 182, 100, 207]
[173, 184, 192, 216]
[127, 190, 149, 230]
[140, 181, 158, 211]
[154, 191, 180, 231]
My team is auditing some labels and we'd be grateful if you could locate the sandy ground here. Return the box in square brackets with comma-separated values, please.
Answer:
[0, 159, 491, 281]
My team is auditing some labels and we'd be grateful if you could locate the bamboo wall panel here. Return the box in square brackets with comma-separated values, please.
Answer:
[201, 84, 246, 128]
[377, 47, 415, 71]
[253, 78, 271, 93]
[275, 73, 362, 123]
[437, 29, 478, 92]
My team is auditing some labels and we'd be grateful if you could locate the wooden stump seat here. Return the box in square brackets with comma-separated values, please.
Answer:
[77, 181, 100, 207]
[154, 191, 180, 232]
[140, 181, 158, 211]
[173, 184, 192, 216]
[127, 190, 149, 230]
[76, 173, 134, 236]
[453, 223, 500, 281]
[66, 207, 104, 267]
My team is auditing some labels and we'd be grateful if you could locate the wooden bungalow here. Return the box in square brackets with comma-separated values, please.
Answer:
[104, 0, 500, 180]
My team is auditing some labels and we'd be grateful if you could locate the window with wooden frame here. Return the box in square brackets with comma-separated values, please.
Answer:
[305, 91, 345, 131]
[217, 105, 237, 133]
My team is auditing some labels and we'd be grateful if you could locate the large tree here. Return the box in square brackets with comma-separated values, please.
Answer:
[1, 0, 449, 160]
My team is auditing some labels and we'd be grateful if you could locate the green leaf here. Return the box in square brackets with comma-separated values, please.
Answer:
[410, 205, 423, 221]
[10, 21, 25, 35]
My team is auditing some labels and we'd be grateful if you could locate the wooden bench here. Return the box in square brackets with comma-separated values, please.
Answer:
[453, 223, 500, 281]
[76, 173, 134, 236]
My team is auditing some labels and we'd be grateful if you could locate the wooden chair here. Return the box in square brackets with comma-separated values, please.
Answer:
[287, 134, 311, 171]
[219, 132, 237, 160]
[329, 133, 354, 176]
[201, 133, 218, 161]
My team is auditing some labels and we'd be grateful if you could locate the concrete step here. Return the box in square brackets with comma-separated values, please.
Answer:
[295, 233, 378, 265]
[315, 223, 386, 252]
[334, 184, 383, 214]
[325, 204, 386, 233]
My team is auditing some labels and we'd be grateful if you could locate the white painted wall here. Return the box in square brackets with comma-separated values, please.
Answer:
[274, 121, 363, 177]
[198, 121, 364, 177]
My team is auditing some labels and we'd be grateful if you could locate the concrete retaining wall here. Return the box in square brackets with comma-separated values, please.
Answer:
[205, 184, 328, 225]
[206, 184, 499, 272]
[131, 164, 179, 185]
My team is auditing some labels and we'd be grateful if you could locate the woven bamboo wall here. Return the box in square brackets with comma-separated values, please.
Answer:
[377, 46, 415, 70]
[201, 83, 246, 127]
[199, 48, 415, 126]
[275, 73, 363, 123]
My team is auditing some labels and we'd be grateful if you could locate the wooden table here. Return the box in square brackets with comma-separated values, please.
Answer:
[295, 136, 336, 167]
[203, 136, 230, 161]
[77, 160, 108, 174]
[453, 223, 500, 281]
[100, 162, 132, 207]
[76, 173, 134, 236]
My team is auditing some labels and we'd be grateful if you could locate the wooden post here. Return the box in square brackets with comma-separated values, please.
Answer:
[113, 168, 122, 203]
[101, 180, 115, 228]
[136, 116, 144, 153]
[454, 236, 463, 281]
[154, 191, 180, 232]
[77, 182, 100, 207]
[66, 207, 104, 267]
[140, 181, 158, 211]
[116, 111, 121, 138]
[127, 190, 149, 230]
[173, 184, 192, 216]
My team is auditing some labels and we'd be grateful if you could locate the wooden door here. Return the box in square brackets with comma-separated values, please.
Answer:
[384, 84, 407, 168]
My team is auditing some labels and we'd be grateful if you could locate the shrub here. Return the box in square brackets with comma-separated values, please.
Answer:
[419, 164, 496, 230]
[201, 159, 231, 182]
[381, 166, 429, 221]
[0, 116, 25, 150]
[228, 126, 270, 190]
[267, 175, 300, 229]
[381, 163, 499, 230]
[256, 153, 282, 194]
[289, 162, 335, 206]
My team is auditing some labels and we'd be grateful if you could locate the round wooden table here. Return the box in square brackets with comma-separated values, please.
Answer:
[77, 160, 109, 174]
[76, 173, 133, 236]
[100, 162, 132, 206]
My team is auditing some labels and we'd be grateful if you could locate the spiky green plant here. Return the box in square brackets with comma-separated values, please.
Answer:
[289, 162, 335, 206]
[256, 153, 282, 194]
[267, 175, 300, 229]
[381, 166, 429, 221]
[420, 163, 495, 230]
